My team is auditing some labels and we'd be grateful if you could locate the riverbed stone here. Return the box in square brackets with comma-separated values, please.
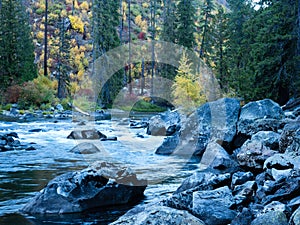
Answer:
[110, 206, 205, 225]
[22, 162, 147, 214]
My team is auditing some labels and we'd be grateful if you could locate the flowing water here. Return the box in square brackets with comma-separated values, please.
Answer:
[0, 117, 199, 225]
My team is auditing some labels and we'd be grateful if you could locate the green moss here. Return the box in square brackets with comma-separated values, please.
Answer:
[3, 104, 12, 111]
[131, 100, 166, 112]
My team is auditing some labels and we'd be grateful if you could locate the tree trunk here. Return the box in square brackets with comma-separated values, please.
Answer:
[44, 0, 48, 76]
[128, 0, 132, 94]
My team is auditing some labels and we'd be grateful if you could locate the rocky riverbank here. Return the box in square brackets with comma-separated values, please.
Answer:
[111, 98, 300, 225]
[16, 97, 300, 224]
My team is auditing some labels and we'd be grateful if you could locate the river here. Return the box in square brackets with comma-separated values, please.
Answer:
[0, 117, 199, 225]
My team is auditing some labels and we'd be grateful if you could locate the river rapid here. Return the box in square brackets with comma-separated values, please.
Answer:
[0, 117, 199, 225]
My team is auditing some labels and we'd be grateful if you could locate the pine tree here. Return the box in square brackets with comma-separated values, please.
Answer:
[175, 0, 196, 49]
[0, 0, 36, 90]
[248, 0, 298, 104]
[159, 0, 177, 81]
[198, 0, 216, 59]
[224, 0, 254, 101]
[211, 5, 227, 91]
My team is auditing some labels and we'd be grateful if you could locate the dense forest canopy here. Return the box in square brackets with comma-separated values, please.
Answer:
[0, 0, 299, 109]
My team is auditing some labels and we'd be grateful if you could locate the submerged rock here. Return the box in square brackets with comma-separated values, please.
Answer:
[70, 142, 101, 154]
[22, 162, 147, 214]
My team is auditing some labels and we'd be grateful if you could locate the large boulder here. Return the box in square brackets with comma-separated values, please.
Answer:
[67, 129, 107, 139]
[22, 162, 147, 214]
[166, 98, 240, 156]
[237, 99, 284, 137]
[110, 206, 205, 225]
[251, 211, 288, 225]
[147, 110, 181, 136]
[191, 186, 237, 225]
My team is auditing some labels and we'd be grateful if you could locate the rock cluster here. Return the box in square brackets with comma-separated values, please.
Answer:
[112, 98, 300, 225]
[0, 132, 36, 152]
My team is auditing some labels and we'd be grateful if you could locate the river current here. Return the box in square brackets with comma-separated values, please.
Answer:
[0, 117, 199, 224]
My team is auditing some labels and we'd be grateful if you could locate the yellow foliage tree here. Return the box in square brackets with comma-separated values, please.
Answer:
[68, 15, 84, 33]
[172, 51, 206, 113]
[80, 1, 89, 10]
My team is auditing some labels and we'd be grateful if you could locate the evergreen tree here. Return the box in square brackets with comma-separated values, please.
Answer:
[0, 0, 36, 90]
[248, 0, 299, 104]
[159, 0, 177, 81]
[92, 0, 122, 106]
[175, 0, 196, 49]
[211, 5, 227, 91]
[224, 0, 254, 101]
[198, 0, 216, 59]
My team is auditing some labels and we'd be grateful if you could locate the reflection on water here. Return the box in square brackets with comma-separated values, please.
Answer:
[0, 119, 199, 224]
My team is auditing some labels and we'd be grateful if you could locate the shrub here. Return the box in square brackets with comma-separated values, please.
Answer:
[18, 75, 56, 109]
[4, 85, 21, 103]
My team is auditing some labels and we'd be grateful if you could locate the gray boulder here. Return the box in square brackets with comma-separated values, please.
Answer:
[237, 137, 277, 171]
[110, 206, 205, 225]
[147, 110, 180, 136]
[191, 186, 237, 225]
[251, 131, 281, 150]
[179, 98, 240, 155]
[264, 153, 299, 170]
[238, 99, 284, 136]
[251, 211, 288, 225]
[199, 142, 238, 171]
[22, 162, 147, 214]
[70, 142, 101, 154]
